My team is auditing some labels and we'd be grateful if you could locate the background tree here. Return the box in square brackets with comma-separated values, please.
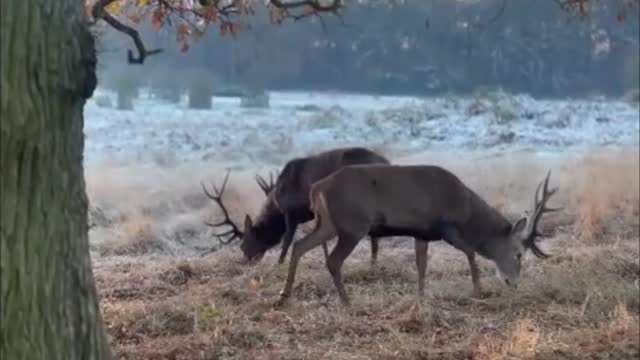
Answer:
[0, 0, 340, 359]
[91, 0, 639, 97]
[0, 1, 112, 359]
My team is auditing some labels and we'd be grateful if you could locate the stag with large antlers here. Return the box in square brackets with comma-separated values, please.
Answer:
[276, 165, 559, 306]
[202, 147, 393, 264]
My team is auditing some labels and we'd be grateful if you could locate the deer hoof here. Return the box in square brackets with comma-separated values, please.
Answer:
[472, 289, 489, 299]
[274, 294, 289, 308]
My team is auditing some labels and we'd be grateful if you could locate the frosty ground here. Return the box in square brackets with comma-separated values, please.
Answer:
[84, 90, 639, 166]
[85, 90, 640, 359]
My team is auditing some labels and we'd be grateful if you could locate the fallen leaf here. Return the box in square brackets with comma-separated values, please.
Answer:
[247, 278, 258, 290]
[263, 310, 286, 321]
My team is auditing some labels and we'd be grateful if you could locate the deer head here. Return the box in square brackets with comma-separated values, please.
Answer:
[239, 171, 279, 262]
[202, 170, 279, 262]
[492, 171, 560, 288]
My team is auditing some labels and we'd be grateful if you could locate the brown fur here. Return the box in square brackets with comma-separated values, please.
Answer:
[277, 164, 558, 306]
[239, 147, 392, 265]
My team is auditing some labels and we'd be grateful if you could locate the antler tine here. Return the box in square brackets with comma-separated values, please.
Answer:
[268, 172, 274, 191]
[523, 170, 560, 258]
[255, 174, 269, 195]
[269, 170, 277, 190]
[205, 226, 236, 244]
[201, 170, 244, 245]
[201, 181, 216, 200]
[255, 170, 278, 195]
[530, 240, 550, 259]
[214, 170, 231, 196]
[532, 170, 562, 224]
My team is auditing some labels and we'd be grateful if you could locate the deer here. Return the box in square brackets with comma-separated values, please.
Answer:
[276, 164, 559, 307]
[201, 147, 392, 266]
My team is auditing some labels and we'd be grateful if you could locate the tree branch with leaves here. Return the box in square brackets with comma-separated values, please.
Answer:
[89, 0, 343, 64]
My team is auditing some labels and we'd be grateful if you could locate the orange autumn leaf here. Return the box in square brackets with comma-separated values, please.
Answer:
[85, 2, 94, 18]
[247, 278, 258, 290]
[201, 5, 217, 23]
[302, 5, 316, 17]
[229, 22, 241, 34]
[193, 29, 206, 40]
[269, 8, 282, 24]
[151, 9, 163, 31]
[105, 1, 122, 15]
[177, 23, 190, 40]
[263, 310, 286, 321]
[128, 14, 142, 24]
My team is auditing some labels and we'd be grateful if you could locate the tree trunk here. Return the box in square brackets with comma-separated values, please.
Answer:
[0, 1, 111, 360]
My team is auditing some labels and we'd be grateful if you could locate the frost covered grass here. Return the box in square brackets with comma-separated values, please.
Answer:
[88, 145, 639, 359]
[84, 89, 640, 166]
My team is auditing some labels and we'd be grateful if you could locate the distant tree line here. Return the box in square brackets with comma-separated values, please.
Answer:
[98, 0, 639, 98]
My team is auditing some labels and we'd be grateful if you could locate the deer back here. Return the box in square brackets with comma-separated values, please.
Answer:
[314, 164, 518, 257]
[274, 147, 390, 213]
[313, 165, 473, 233]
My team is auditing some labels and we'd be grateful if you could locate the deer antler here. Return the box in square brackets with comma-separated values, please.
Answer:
[255, 170, 278, 195]
[201, 170, 244, 244]
[522, 170, 561, 258]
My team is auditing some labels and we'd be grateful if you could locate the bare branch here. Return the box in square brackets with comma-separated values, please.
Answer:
[91, 0, 343, 64]
[91, 0, 163, 64]
[270, 0, 342, 12]
[269, 0, 343, 23]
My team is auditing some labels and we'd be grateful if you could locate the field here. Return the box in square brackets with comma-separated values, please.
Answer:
[86, 90, 640, 359]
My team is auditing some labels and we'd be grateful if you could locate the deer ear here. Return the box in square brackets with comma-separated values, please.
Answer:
[244, 214, 253, 230]
[512, 217, 527, 234]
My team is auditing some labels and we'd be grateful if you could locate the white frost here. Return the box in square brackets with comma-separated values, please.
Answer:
[84, 89, 640, 167]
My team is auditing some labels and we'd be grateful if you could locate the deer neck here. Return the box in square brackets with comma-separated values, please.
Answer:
[464, 200, 512, 260]
[253, 208, 286, 249]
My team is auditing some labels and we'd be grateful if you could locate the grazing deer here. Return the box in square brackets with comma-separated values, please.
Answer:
[276, 165, 559, 306]
[202, 147, 392, 265]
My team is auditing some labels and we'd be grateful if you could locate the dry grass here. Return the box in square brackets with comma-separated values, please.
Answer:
[570, 149, 640, 242]
[88, 146, 639, 359]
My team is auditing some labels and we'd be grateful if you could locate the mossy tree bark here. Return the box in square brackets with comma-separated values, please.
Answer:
[1, 1, 111, 359]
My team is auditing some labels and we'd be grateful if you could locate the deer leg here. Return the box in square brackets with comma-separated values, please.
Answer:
[441, 226, 482, 298]
[327, 233, 361, 306]
[415, 239, 429, 297]
[466, 253, 483, 298]
[278, 212, 299, 264]
[277, 218, 335, 304]
[369, 236, 380, 269]
[321, 241, 330, 261]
